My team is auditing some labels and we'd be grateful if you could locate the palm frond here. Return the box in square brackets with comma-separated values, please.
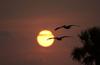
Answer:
[82, 56, 95, 65]
[72, 47, 87, 61]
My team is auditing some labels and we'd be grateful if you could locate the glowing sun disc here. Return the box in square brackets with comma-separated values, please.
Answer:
[37, 30, 55, 47]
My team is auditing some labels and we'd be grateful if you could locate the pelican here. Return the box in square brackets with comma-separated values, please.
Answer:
[47, 36, 71, 41]
[55, 25, 80, 31]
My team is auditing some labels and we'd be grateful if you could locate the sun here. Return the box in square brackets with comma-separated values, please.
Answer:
[37, 30, 55, 47]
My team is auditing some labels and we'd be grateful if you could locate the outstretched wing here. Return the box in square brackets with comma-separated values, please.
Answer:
[47, 37, 54, 40]
[54, 26, 63, 31]
[69, 25, 80, 27]
[61, 36, 71, 38]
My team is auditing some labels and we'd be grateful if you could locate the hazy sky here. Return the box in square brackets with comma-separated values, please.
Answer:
[0, 0, 100, 65]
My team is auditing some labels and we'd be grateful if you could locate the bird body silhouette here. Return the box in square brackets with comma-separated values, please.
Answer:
[55, 25, 79, 31]
[47, 36, 71, 41]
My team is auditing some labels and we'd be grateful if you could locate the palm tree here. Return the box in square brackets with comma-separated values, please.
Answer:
[72, 27, 100, 65]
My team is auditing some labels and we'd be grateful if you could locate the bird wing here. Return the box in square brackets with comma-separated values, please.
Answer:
[54, 26, 63, 31]
[69, 25, 80, 27]
[61, 36, 71, 38]
[47, 37, 54, 40]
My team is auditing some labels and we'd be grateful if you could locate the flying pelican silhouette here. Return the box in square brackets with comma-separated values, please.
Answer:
[47, 36, 71, 41]
[54, 25, 80, 31]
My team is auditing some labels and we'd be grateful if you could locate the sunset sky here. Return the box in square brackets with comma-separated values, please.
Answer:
[0, 0, 100, 65]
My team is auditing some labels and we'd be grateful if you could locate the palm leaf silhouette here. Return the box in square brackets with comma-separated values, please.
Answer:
[72, 27, 100, 65]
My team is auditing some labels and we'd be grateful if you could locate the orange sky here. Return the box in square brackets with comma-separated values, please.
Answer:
[0, 0, 100, 65]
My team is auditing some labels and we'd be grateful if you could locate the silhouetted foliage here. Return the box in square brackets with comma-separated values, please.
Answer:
[72, 27, 100, 65]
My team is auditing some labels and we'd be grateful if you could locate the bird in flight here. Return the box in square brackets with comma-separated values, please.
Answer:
[47, 36, 71, 41]
[54, 25, 80, 31]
